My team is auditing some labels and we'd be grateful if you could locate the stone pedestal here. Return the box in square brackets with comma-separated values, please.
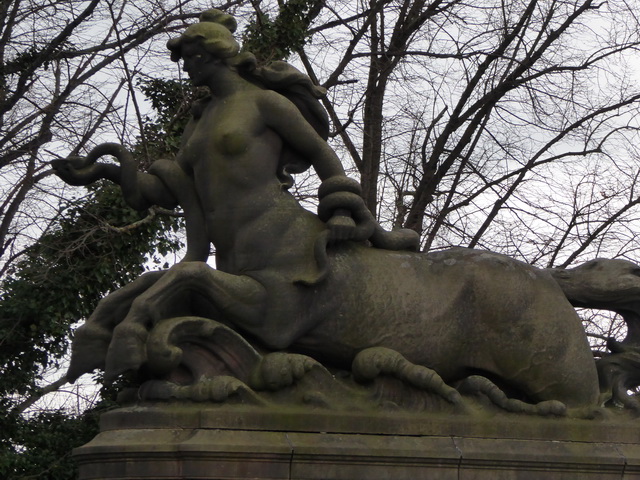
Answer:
[74, 404, 640, 479]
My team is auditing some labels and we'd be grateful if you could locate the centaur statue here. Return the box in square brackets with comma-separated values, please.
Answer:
[53, 10, 640, 414]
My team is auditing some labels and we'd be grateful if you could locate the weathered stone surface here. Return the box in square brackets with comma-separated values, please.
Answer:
[53, 8, 640, 477]
[42, 7, 640, 480]
[75, 404, 640, 480]
[50, 7, 640, 417]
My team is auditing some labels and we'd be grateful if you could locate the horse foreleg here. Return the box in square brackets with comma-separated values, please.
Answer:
[104, 262, 267, 382]
[67, 270, 166, 382]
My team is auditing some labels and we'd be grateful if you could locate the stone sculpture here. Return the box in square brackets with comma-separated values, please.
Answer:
[53, 9, 640, 416]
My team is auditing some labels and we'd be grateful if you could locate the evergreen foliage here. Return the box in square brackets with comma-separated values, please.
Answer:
[242, 0, 322, 62]
[2, 407, 101, 480]
[0, 183, 182, 479]
[0, 71, 196, 480]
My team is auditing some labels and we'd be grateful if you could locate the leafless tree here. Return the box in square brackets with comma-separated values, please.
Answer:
[7, 0, 640, 417]
[0, 0, 247, 277]
[286, 0, 640, 271]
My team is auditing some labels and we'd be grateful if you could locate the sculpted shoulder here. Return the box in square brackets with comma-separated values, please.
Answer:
[254, 89, 299, 120]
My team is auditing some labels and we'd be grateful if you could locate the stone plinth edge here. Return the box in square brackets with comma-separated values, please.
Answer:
[74, 404, 640, 479]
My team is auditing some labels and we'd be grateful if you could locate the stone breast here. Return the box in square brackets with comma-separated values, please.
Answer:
[215, 128, 250, 155]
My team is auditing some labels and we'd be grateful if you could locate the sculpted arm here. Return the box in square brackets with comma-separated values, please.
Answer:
[259, 92, 365, 240]
[52, 143, 178, 210]
[259, 91, 346, 180]
[260, 92, 420, 250]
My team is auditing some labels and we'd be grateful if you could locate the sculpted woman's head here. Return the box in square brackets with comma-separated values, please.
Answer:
[167, 8, 331, 178]
[167, 9, 241, 63]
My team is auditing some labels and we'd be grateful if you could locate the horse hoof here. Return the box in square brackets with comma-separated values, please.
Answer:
[66, 326, 112, 381]
[104, 325, 148, 381]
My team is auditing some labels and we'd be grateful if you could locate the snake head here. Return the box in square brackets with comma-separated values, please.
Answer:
[51, 156, 91, 185]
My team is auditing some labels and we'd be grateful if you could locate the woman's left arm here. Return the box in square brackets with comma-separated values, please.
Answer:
[259, 91, 347, 181]
[260, 92, 369, 241]
[261, 91, 420, 251]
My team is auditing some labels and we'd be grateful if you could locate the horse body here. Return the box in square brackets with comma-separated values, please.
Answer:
[56, 140, 600, 409]
[266, 245, 600, 407]
[195, 190, 598, 408]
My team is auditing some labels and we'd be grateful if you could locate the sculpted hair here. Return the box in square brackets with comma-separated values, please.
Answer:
[167, 10, 240, 61]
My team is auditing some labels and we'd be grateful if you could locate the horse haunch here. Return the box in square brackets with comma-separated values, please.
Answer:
[287, 246, 600, 407]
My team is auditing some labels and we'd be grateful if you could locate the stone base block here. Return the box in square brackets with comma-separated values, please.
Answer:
[74, 404, 640, 479]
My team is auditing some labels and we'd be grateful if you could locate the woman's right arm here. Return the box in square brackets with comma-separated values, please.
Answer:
[52, 143, 178, 210]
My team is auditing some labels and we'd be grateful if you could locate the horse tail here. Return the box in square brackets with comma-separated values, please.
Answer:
[548, 260, 640, 409]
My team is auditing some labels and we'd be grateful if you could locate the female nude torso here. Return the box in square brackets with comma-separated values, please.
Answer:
[176, 88, 326, 276]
